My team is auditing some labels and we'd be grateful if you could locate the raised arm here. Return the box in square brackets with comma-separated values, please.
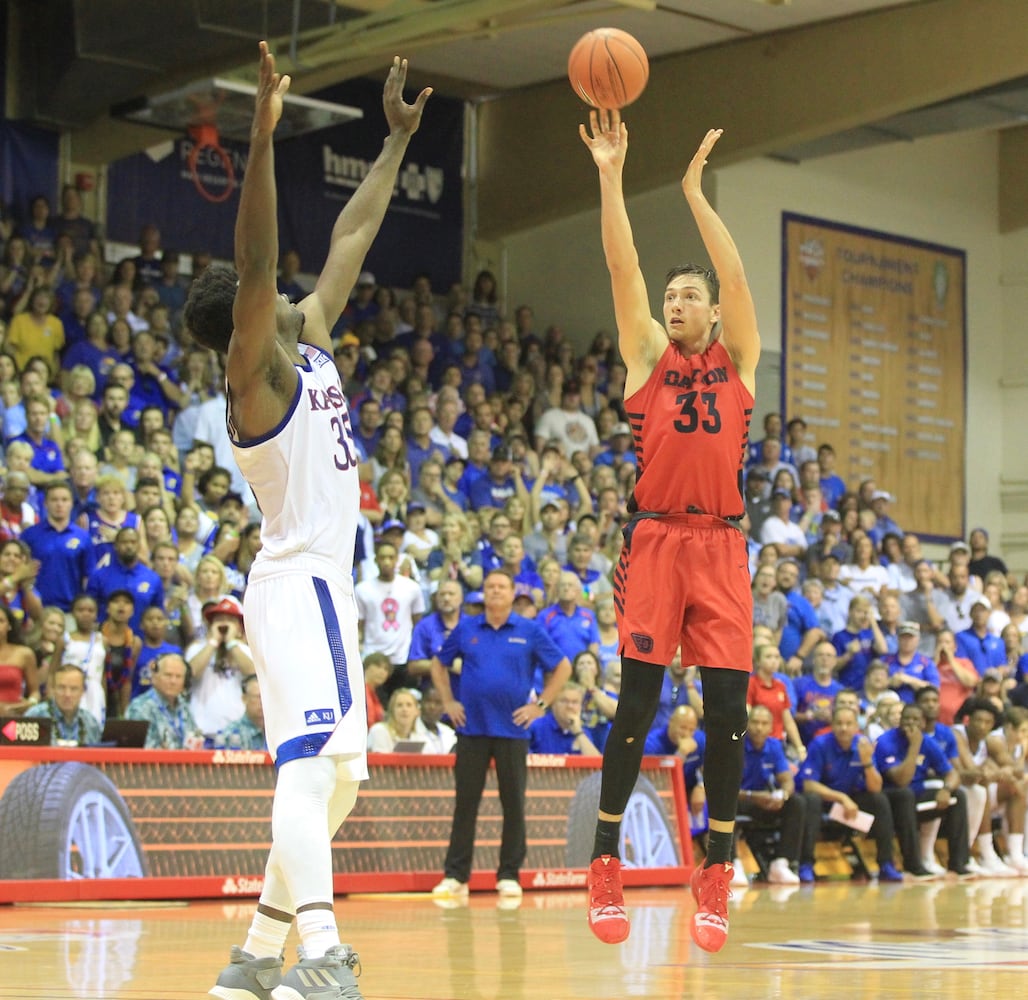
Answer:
[227, 41, 292, 394]
[300, 58, 432, 352]
[681, 130, 760, 394]
[579, 110, 665, 383]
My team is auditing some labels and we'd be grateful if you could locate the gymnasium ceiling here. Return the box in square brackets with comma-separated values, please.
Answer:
[8, 0, 1028, 236]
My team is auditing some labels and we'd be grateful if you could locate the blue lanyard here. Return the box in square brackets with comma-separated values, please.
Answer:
[156, 696, 185, 745]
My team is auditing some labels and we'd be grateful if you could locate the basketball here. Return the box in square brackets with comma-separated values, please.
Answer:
[567, 28, 649, 110]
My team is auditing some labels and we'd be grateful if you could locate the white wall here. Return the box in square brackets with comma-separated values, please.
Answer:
[504, 179, 706, 343]
[502, 130, 1018, 567]
[999, 227, 1028, 572]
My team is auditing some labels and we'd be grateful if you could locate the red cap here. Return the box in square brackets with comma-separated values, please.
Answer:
[202, 595, 244, 622]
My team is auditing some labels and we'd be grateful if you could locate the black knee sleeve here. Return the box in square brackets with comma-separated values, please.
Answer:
[697, 667, 749, 823]
[597, 657, 664, 816]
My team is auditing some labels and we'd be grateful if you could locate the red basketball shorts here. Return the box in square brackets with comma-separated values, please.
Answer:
[612, 512, 752, 671]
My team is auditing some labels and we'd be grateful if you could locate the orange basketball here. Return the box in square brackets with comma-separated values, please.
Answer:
[567, 28, 649, 110]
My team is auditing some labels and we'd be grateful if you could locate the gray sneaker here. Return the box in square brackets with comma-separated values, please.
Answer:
[272, 944, 363, 1000]
[209, 945, 283, 1000]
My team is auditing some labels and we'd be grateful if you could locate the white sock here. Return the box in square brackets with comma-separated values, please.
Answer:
[963, 786, 987, 848]
[919, 829, 938, 865]
[1008, 833, 1025, 859]
[244, 910, 291, 960]
[296, 908, 340, 960]
[976, 833, 997, 861]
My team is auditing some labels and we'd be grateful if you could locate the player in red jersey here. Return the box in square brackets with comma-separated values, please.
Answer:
[579, 111, 760, 953]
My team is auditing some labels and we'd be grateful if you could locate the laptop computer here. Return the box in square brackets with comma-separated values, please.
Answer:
[99, 719, 150, 748]
[391, 739, 426, 753]
[0, 715, 52, 746]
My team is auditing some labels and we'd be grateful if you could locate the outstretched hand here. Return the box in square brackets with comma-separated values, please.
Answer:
[253, 40, 291, 137]
[579, 108, 628, 171]
[384, 57, 432, 137]
[682, 128, 723, 199]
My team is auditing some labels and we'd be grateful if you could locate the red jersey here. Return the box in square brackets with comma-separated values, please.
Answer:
[747, 673, 791, 740]
[625, 338, 753, 518]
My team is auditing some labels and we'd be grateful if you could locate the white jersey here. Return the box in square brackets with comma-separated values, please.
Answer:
[227, 343, 367, 768]
[952, 723, 989, 767]
[229, 343, 360, 575]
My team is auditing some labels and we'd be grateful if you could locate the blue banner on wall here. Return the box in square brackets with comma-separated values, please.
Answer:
[0, 13, 61, 228]
[275, 78, 464, 292]
[106, 78, 464, 290]
[106, 136, 247, 259]
[0, 123, 59, 226]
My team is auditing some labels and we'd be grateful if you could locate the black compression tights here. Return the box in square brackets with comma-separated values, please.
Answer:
[598, 660, 749, 824]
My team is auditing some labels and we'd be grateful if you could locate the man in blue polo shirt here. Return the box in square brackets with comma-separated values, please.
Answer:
[644, 704, 706, 829]
[407, 579, 464, 692]
[799, 703, 905, 883]
[733, 704, 803, 884]
[913, 684, 964, 875]
[13, 397, 67, 488]
[539, 572, 600, 663]
[529, 681, 601, 756]
[87, 526, 163, 633]
[468, 446, 517, 512]
[956, 597, 1005, 674]
[430, 568, 571, 902]
[874, 702, 971, 876]
[885, 621, 940, 703]
[776, 557, 825, 675]
[23, 482, 95, 611]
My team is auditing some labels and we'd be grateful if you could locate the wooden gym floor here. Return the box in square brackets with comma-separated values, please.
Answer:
[0, 878, 1026, 999]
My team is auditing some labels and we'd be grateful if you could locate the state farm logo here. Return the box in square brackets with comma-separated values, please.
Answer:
[526, 754, 569, 768]
[221, 876, 265, 895]
[531, 870, 587, 888]
[798, 237, 825, 280]
[212, 750, 269, 765]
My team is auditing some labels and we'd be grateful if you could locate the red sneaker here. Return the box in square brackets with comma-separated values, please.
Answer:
[689, 862, 733, 953]
[587, 855, 630, 944]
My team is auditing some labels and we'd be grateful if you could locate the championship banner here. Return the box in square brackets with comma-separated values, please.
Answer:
[782, 213, 966, 539]
[0, 748, 690, 903]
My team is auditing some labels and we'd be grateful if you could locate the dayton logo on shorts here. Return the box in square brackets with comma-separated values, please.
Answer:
[304, 708, 336, 726]
[631, 633, 654, 654]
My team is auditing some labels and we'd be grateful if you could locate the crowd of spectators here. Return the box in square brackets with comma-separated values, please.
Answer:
[1, 191, 1027, 880]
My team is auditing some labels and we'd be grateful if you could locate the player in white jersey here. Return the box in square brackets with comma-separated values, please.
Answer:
[991, 706, 1028, 873]
[954, 701, 1028, 875]
[187, 42, 431, 1000]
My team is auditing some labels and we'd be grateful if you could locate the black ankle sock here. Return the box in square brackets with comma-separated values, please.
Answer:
[705, 830, 733, 867]
[592, 820, 621, 861]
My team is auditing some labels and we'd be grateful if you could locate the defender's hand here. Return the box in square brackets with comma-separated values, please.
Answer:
[253, 40, 290, 137]
[383, 57, 432, 137]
